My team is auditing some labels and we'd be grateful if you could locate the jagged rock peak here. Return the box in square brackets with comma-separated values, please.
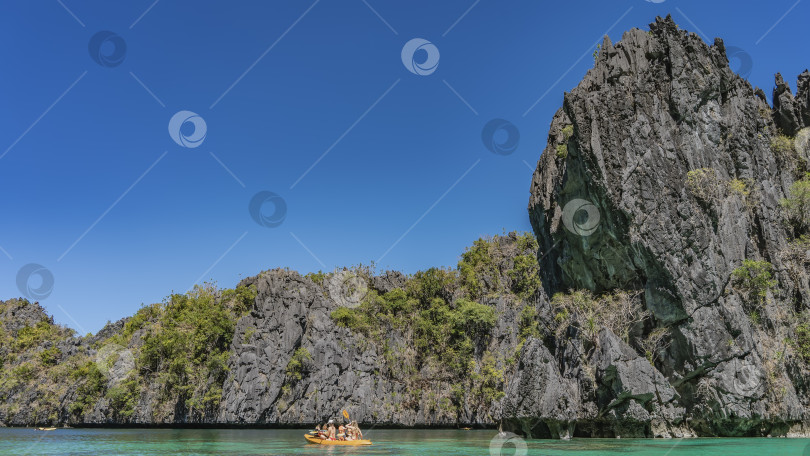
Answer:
[528, 14, 810, 437]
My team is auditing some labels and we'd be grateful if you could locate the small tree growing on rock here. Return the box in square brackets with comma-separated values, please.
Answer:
[686, 168, 723, 204]
[285, 347, 313, 382]
[639, 327, 670, 366]
[771, 134, 797, 162]
[781, 173, 810, 234]
[730, 260, 777, 311]
[794, 315, 810, 362]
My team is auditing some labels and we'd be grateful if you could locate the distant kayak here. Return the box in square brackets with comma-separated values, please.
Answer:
[36, 427, 57, 431]
[304, 434, 372, 446]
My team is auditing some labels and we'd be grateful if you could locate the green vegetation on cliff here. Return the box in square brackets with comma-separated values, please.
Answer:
[332, 271, 497, 377]
[0, 233, 537, 426]
[0, 299, 77, 423]
[132, 284, 255, 417]
[731, 260, 777, 308]
[781, 172, 810, 234]
[0, 284, 256, 425]
[330, 232, 538, 412]
[285, 347, 312, 381]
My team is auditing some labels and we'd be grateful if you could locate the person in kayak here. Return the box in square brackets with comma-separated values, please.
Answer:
[342, 421, 361, 440]
[326, 420, 337, 440]
[351, 421, 363, 440]
[344, 423, 354, 440]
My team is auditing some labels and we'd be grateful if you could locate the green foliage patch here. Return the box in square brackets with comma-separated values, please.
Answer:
[14, 320, 68, 351]
[305, 271, 326, 285]
[285, 347, 312, 381]
[686, 168, 722, 203]
[771, 134, 796, 159]
[781, 173, 810, 234]
[458, 238, 500, 300]
[731, 259, 776, 307]
[39, 347, 61, 366]
[334, 288, 495, 377]
[328, 232, 540, 411]
[795, 319, 810, 362]
[69, 361, 106, 416]
[508, 233, 542, 299]
[331, 236, 524, 379]
[136, 284, 254, 414]
[106, 375, 140, 418]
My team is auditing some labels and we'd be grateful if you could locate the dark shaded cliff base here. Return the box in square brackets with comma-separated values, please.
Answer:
[3, 16, 810, 438]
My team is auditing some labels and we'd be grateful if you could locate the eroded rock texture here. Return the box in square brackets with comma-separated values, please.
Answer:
[2, 15, 810, 438]
[526, 15, 810, 437]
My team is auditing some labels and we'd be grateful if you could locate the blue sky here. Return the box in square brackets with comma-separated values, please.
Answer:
[1, 0, 807, 333]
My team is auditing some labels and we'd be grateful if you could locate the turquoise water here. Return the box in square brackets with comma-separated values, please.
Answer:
[1, 428, 809, 455]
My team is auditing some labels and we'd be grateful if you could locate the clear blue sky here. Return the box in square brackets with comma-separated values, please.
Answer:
[1, 0, 807, 334]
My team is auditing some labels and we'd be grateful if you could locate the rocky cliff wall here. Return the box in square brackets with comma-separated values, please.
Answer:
[2, 15, 810, 438]
[525, 15, 810, 437]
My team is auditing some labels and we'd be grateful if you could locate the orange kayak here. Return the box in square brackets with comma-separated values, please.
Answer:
[304, 434, 372, 446]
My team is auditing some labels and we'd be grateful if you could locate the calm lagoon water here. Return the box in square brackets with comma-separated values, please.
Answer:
[1, 428, 809, 455]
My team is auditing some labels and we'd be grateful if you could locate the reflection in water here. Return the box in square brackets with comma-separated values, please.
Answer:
[0, 428, 807, 456]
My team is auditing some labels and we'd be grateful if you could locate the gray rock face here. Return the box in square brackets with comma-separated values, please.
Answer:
[0, 299, 52, 333]
[218, 267, 521, 427]
[502, 338, 580, 439]
[528, 15, 810, 436]
[3, 16, 810, 438]
[774, 70, 810, 136]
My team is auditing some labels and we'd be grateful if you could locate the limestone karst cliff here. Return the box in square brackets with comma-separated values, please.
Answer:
[525, 15, 810, 437]
[2, 16, 810, 438]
